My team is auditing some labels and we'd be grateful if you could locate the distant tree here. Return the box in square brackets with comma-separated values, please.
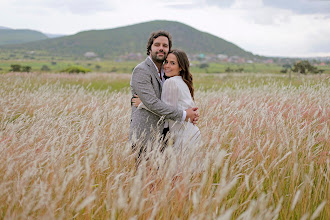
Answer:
[41, 65, 51, 71]
[237, 68, 244, 72]
[225, 67, 232, 73]
[292, 60, 319, 74]
[22, 66, 31, 72]
[281, 64, 292, 73]
[95, 65, 101, 70]
[60, 66, 91, 74]
[282, 64, 292, 69]
[10, 64, 21, 72]
[51, 61, 57, 65]
[199, 63, 209, 69]
[111, 67, 118, 72]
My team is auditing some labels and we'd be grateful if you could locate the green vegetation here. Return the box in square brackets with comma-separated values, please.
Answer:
[292, 60, 321, 74]
[1, 59, 329, 74]
[0, 60, 138, 73]
[9, 64, 32, 72]
[21, 66, 31, 72]
[60, 66, 91, 74]
[0, 29, 48, 45]
[41, 65, 50, 71]
[1, 72, 327, 92]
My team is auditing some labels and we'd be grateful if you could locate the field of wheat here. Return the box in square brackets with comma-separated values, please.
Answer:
[0, 72, 329, 219]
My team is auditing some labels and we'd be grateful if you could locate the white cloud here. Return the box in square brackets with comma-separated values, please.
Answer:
[10, 0, 116, 14]
[0, 0, 330, 57]
[263, 0, 330, 15]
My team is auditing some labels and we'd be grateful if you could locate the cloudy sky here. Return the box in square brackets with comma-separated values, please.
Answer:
[1, 0, 330, 57]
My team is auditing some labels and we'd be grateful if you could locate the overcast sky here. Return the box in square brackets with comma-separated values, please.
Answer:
[1, 0, 330, 57]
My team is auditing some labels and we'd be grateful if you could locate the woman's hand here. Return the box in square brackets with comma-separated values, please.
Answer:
[131, 94, 141, 107]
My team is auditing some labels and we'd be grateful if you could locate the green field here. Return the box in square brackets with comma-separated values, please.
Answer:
[1, 71, 328, 93]
[1, 59, 330, 74]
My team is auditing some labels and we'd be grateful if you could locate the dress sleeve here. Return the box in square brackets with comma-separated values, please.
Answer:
[161, 79, 179, 108]
[137, 102, 147, 110]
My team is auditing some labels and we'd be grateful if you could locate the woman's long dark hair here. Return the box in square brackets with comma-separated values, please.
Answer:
[169, 49, 195, 100]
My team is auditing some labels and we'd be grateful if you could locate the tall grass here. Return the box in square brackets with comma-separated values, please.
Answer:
[0, 73, 329, 219]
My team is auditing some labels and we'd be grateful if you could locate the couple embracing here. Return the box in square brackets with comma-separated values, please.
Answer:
[129, 30, 200, 161]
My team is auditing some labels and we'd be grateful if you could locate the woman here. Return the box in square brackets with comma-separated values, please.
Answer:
[133, 49, 200, 151]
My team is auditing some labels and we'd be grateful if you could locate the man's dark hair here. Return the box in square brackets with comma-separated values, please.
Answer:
[146, 30, 172, 55]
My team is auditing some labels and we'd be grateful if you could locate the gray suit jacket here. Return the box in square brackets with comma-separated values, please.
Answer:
[129, 57, 183, 144]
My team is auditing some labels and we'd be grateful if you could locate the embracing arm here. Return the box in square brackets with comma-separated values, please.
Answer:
[131, 66, 183, 121]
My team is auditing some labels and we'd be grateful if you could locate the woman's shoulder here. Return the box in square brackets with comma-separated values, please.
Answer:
[163, 76, 180, 89]
[166, 76, 182, 84]
[165, 76, 182, 83]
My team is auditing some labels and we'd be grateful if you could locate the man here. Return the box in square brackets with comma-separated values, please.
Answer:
[129, 30, 198, 150]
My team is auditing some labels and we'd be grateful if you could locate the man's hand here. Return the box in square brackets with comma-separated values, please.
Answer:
[185, 107, 199, 125]
[131, 94, 142, 107]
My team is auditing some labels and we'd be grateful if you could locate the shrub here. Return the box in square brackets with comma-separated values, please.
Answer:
[41, 65, 51, 71]
[225, 67, 232, 73]
[225, 67, 244, 73]
[237, 68, 244, 72]
[21, 66, 31, 72]
[292, 60, 319, 74]
[199, 63, 209, 69]
[10, 64, 21, 72]
[60, 66, 91, 74]
[111, 67, 118, 72]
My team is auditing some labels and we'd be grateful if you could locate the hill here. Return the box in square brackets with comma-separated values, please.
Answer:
[0, 20, 255, 59]
[0, 29, 48, 45]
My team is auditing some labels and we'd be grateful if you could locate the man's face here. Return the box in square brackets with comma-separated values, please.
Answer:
[149, 36, 169, 63]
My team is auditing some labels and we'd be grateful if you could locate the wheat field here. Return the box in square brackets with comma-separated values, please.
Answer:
[0, 73, 329, 219]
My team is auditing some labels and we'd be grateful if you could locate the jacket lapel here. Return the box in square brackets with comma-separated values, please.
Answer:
[145, 57, 162, 85]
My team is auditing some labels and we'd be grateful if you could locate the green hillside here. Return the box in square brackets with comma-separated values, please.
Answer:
[0, 29, 48, 45]
[0, 20, 255, 59]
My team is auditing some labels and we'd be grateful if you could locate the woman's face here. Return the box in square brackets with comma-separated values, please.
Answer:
[164, 53, 181, 77]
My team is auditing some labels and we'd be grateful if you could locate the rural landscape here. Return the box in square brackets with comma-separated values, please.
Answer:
[1, 20, 329, 219]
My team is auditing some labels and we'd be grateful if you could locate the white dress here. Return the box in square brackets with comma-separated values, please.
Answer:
[161, 76, 201, 151]
[138, 75, 200, 150]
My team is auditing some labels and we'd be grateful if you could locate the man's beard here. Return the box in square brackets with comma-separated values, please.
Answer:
[151, 51, 167, 63]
